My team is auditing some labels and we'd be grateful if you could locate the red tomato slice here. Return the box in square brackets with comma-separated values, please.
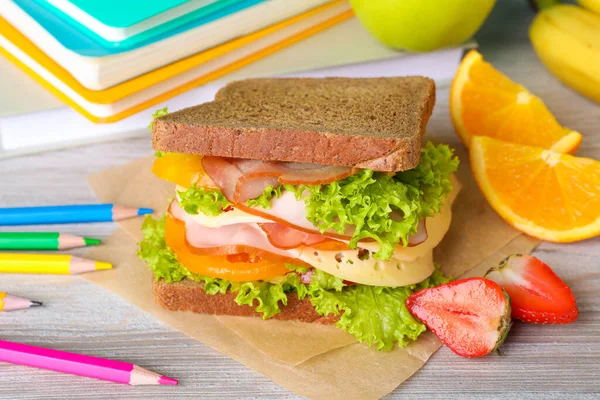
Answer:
[164, 214, 309, 282]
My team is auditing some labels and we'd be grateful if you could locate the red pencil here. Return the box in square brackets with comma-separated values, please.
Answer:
[0, 340, 178, 386]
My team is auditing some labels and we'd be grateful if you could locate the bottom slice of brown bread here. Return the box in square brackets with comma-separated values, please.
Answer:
[153, 278, 339, 324]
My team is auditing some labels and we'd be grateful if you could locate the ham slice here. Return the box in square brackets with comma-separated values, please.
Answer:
[237, 191, 318, 233]
[201, 156, 355, 203]
[259, 223, 338, 249]
[408, 219, 428, 246]
[169, 201, 293, 258]
[300, 270, 314, 284]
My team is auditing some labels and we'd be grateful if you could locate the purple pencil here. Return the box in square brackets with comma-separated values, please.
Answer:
[0, 340, 178, 386]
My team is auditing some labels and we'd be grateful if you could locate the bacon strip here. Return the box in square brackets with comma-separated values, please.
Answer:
[200, 156, 242, 201]
[276, 163, 356, 185]
[201, 156, 356, 203]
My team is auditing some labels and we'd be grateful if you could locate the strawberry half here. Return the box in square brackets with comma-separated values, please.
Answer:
[485, 254, 578, 324]
[406, 278, 512, 358]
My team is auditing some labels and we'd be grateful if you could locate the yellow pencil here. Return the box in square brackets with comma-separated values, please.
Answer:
[0, 254, 112, 275]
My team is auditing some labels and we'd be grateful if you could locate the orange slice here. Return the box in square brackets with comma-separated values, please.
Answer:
[451, 50, 582, 153]
[470, 136, 600, 242]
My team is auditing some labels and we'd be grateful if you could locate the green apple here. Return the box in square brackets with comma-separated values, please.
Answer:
[349, 0, 496, 51]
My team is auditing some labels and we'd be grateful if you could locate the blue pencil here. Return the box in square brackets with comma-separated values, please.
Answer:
[0, 204, 153, 226]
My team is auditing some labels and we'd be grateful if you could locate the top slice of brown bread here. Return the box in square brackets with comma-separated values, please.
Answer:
[152, 77, 435, 172]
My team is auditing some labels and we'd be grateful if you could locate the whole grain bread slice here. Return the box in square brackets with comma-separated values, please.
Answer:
[152, 77, 435, 172]
[153, 278, 339, 324]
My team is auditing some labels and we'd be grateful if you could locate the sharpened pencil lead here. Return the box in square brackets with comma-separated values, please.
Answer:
[95, 261, 113, 270]
[137, 208, 154, 216]
[30, 301, 43, 307]
[159, 376, 179, 386]
[83, 238, 102, 246]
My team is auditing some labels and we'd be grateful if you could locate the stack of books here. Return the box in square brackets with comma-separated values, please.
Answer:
[0, 0, 472, 157]
[0, 0, 352, 122]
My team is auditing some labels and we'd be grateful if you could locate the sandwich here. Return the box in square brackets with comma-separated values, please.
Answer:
[139, 77, 460, 350]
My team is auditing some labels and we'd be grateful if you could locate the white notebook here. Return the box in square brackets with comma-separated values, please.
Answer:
[1, 0, 331, 90]
[0, 46, 471, 159]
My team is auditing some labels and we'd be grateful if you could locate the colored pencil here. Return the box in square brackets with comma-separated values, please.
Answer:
[0, 204, 153, 226]
[0, 232, 101, 250]
[0, 293, 42, 311]
[0, 254, 111, 275]
[0, 339, 178, 386]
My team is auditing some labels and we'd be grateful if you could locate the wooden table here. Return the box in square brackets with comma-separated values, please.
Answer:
[1, 1, 599, 398]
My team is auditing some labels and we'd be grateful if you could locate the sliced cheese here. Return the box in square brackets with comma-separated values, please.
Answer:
[289, 246, 435, 287]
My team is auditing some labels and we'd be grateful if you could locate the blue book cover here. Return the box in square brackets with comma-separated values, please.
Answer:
[57, 0, 192, 28]
[16, 0, 266, 56]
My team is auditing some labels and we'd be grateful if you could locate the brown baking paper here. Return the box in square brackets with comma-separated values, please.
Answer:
[85, 143, 539, 399]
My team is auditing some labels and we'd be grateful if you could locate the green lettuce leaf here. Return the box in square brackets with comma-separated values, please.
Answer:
[150, 108, 169, 157]
[245, 185, 284, 209]
[310, 267, 346, 291]
[395, 142, 459, 218]
[246, 183, 305, 209]
[138, 214, 192, 283]
[236, 273, 308, 319]
[177, 185, 232, 216]
[284, 263, 310, 274]
[308, 266, 450, 350]
[149, 107, 169, 131]
[301, 143, 458, 260]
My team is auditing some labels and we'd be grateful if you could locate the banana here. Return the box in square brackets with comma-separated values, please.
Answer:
[578, 0, 600, 15]
[529, 4, 600, 104]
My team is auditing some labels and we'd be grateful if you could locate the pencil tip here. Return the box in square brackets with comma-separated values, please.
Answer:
[84, 237, 102, 246]
[31, 301, 43, 307]
[95, 261, 113, 270]
[159, 376, 178, 386]
[138, 208, 154, 216]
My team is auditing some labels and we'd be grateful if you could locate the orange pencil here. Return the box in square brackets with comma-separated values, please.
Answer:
[0, 293, 42, 311]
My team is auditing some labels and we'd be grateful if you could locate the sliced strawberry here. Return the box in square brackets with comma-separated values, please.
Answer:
[485, 254, 578, 324]
[406, 278, 512, 358]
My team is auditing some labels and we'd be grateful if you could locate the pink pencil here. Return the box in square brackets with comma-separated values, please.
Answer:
[0, 340, 178, 386]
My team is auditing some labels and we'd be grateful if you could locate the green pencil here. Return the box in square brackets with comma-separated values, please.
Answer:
[0, 232, 101, 250]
